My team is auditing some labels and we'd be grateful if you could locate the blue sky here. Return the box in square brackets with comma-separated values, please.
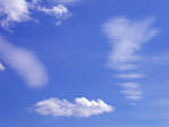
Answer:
[0, 0, 169, 127]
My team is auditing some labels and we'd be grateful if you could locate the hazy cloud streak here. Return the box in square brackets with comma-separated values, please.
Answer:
[0, 62, 5, 71]
[0, 36, 48, 87]
[115, 73, 145, 79]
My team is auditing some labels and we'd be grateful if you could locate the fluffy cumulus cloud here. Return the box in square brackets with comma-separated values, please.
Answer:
[0, 36, 48, 87]
[0, 0, 76, 27]
[103, 17, 158, 70]
[0, 0, 30, 27]
[34, 97, 114, 117]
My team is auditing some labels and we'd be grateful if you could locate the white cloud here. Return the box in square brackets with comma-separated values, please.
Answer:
[103, 17, 158, 103]
[120, 83, 142, 101]
[121, 89, 142, 101]
[0, 0, 30, 27]
[34, 97, 114, 117]
[0, 62, 5, 71]
[0, 0, 75, 28]
[37, 4, 71, 20]
[120, 83, 140, 89]
[115, 73, 145, 79]
[103, 17, 158, 70]
[0, 36, 48, 87]
[125, 95, 142, 101]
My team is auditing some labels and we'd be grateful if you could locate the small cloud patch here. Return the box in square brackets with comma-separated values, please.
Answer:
[33, 97, 114, 117]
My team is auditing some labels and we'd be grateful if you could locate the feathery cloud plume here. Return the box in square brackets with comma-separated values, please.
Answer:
[103, 17, 158, 71]
[0, 36, 48, 87]
[103, 17, 158, 103]
[34, 97, 114, 117]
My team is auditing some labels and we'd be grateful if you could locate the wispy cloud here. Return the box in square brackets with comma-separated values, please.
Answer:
[120, 82, 142, 101]
[125, 95, 142, 101]
[115, 73, 145, 79]
[103, 17, 158, 103]
[37, 4, 71, 21]
[121, 89, 143, 101]
[33, 97, 114, 117]
[0, 62, 5, 71]
[120, 82, 140, 89]
[0, 36, 48, 87]
[33, 0, 72, 25]
[103, 17, 158, 71]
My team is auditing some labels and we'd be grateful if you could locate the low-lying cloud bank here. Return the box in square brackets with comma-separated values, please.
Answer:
[34, 97, 114, 117]
[0, 36, 48, 87]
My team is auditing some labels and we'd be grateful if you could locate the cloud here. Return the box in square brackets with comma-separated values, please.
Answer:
[120, 82, 140, 89]
[0, 62, 5, 71]
[103, 17, 158, 103]
[37, 4, 71, 20]
[34, 97, 114, 117]
[120, 82, 142, 101]
[125, 95, 142, 101]
[115, 73, 145, 79]
[0, 0, 30, 27]
[103, 17, 158, 70]
[0, 36, 48, 87]
[0, 0, 76, 28]
[121, 89, 142, 101]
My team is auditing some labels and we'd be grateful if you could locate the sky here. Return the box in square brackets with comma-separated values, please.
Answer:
[0, 0, 169, 127]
